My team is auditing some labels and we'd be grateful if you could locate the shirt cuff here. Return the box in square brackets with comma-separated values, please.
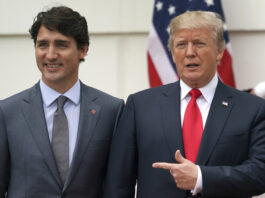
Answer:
[191, 165, 203, 195]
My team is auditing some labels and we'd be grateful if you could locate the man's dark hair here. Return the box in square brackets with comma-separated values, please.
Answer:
[29, 6, 89, 62]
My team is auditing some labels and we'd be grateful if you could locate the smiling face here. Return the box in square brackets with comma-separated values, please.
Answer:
[35, 25, 88, 93]
[171, 28, 224, 88]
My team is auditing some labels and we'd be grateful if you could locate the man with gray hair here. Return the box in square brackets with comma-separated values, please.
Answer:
[103, 11, 265, 198]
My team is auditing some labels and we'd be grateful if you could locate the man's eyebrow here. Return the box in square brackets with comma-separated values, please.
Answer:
[36, 39, 70, 43]
[36, 39, 47, 43]
[174, 38, 186, 42]
[55, 40, 70, 44]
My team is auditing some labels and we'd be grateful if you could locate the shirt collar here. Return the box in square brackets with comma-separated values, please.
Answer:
[180, 73, 218, 103]
[40, 79, 81, 107]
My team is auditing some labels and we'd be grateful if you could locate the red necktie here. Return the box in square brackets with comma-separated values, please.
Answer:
[182, 89, 203, 163]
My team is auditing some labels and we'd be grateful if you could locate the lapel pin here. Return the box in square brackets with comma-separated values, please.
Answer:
[222, 101, 228, 106]
[91, 109, 96, 115]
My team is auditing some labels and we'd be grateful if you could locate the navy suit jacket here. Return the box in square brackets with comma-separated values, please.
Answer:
[0, 82, 124, 198]
[104, 80, 265, 198]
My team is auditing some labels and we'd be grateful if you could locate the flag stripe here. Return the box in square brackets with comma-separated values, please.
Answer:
[148, 24, 178, 84]
[217, 49, 236, 87]
[148, 53, 163, 87]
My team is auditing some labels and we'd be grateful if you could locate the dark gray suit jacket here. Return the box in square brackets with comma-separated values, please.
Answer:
[0, 82, 124, 198]
[104, 80, 265, 198]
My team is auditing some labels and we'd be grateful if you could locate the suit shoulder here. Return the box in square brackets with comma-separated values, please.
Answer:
[222, 83, 265, 105]
[0, 85, 36, 108]
[81, 83, 123, 105]
[130, 82, 178, 99]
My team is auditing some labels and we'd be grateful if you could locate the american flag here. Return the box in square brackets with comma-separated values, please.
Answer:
[147, 0, 236, 88]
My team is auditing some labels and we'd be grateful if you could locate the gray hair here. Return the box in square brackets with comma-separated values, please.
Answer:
[168, 11, 225, 52]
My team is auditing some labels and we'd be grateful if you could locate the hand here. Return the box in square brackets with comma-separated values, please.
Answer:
[152, 150, 198, 190]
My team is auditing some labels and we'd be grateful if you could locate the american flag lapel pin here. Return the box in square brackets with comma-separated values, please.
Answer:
[91, 109, 96, 115]
[222, 101, 228, 106]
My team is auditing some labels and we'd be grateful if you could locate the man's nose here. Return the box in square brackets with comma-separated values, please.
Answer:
[186, 43, 196, 58]
[46, 46, 58, 60]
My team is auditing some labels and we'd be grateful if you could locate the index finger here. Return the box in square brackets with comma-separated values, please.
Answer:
[152, 162, 175, 170]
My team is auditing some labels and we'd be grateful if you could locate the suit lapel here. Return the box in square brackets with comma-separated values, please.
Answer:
[21, 83, 62, 187]
[64, 83, 101, 190]
[196, 81, 233, 165]
[160, 82, 185, 161]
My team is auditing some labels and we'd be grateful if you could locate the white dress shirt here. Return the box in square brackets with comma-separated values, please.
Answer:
[40, 79, 81, 166]
[180, 73, 218, 194]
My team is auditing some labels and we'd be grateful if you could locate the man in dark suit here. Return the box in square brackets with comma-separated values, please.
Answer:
[0, 6, 123, 198]
[103, 11, 265, 198]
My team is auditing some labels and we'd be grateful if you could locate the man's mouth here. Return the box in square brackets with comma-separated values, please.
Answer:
[45, 64, 61, 68]
[186, 63, 200, 68]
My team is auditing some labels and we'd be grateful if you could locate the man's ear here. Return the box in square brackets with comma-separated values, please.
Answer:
[171, 49, 177, 64]
[217, 49, 224, 63]
[79, 44, 88, 59]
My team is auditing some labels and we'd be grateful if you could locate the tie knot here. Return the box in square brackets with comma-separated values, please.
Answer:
[57, 96, 67, 109]
[189, 89, 201, 99]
